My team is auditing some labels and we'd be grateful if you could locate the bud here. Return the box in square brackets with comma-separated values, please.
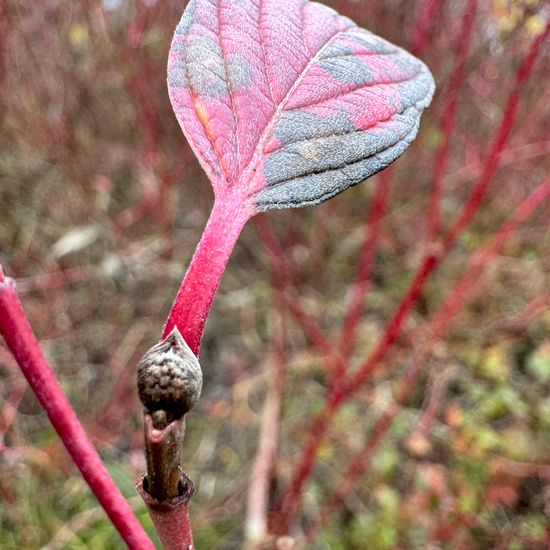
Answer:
[137, 328, 202, 419]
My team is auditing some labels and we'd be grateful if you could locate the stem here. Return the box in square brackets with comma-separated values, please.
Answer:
[144, 413, 186, 502]
[338, 170, 391, 359]
[245, 310, 287, 548]
[305, 178, 550, 539]
[245, 379, 282, 548]
[137, 414, 195, 550]
[272, 19, 549, 531]
[137, 471, 195, 550]
[443, 19, 550, 251]
[0, 267, 155, 550]
[410, 0, 446, 55]
[162, 197, 252, 355]
[428, 0, 477, 241]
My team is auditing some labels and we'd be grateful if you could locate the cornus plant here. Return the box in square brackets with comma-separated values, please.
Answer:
[162, 0, 435, 357]
[134, 0, 433, 547]
[3, 0, 550, 547]
[0, 0, 437, 548]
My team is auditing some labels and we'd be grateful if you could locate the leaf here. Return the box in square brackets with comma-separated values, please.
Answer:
[168, 0, 434, 212]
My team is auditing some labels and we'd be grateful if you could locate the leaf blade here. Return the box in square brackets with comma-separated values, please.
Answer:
[168, 0, 435, 210]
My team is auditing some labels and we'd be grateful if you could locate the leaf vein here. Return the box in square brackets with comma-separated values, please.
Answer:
[287, 70, 424, 111]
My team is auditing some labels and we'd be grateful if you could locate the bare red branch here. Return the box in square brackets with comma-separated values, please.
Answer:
[0, 267, 155, 550]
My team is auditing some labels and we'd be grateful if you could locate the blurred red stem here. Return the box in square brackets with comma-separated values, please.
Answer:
[416, 366, 454, 433]
[245, 304, 288, 546]
[339, 170, 391, 358]
[162, 197, 252, 354]
[254, 215, 298, 288]
[410, 0, 446, 55]
[428, 0, 477, 240]
[273, 17, 548, 533]
[255, 217, 346, 375]
[443, 20, 550, 250]
[0, 267, 155, 550]
[0, 377, 26, 448]
[306, 177, 550, 539]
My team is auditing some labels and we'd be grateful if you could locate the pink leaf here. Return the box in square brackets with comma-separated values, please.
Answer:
[163, 0, 435, 354]
[168, 0, 435, 212]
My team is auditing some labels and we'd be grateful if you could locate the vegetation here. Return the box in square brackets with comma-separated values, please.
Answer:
[1, 1, 549, 548]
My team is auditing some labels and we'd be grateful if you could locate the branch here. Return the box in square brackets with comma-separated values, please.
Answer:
[245, 295, 288, 548]
[273, 13, 548, 533]
[0, 266, 155, 550]
[136, 327, 203, 549]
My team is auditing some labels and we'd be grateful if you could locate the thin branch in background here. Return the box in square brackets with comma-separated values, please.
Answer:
[0, 376, 27, 450]
[0, 266, 155, 550]
[428, 0, 477, 241]
[245, 296, 288, 548]
[272, 11, 549, 533]
[339, 169, 392, 360]
[14, 266, 94, 294]
[445, 140, 550, 189]
[305, 177, 550, 539]
[443, 19, 550, 250]
[415, 364, 456, 434]
[97, 322, 149, 430]
[410, 0, 447, 55]
[487, 293, 550, 335]
[255, 216, 345, 372]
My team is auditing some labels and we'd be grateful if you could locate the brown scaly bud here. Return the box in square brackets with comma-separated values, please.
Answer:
[137, 328, 202, 421]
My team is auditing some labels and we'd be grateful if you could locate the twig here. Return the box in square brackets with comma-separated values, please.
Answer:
[136, 327, 203, 549]
[245, 299, 288, 548]
[272, 15, 549, 533]
[428, 0, 477, 241]
[0, 266, 155, 550]
[0, 376, 27, 448]
[339, 169, 392, 359]
[305, 178, 550, 539]
[443, 19, 550, 250]
[410, 0, 447, 55]
[244, 360, 285, 548]
[254, 216, 347, 376]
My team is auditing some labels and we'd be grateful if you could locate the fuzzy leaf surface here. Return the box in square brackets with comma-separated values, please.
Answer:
[168, 0, 435, 211]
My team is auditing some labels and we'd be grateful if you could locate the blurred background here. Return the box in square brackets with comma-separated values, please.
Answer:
[1, 0, 549, 548]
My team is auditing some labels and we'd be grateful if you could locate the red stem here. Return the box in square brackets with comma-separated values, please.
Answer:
[0, 377, 27, 448]
[0, 267, 155, 550]
[273, 16, 549, 532]
[443, 20, 550, 250]
[162, 196, 252, 354]
[245, 297, 288, 545]
[428, 0, 477, 240]
[255, 217, 348, 380]
[306, 178, 550, 539]
[339, 170, 391, 359]
[410, 0, 446, 55]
